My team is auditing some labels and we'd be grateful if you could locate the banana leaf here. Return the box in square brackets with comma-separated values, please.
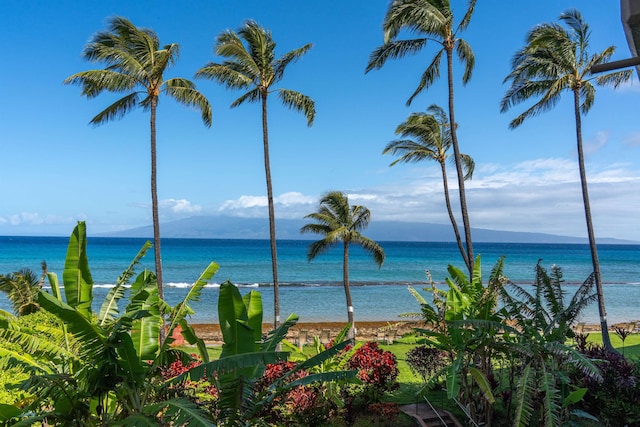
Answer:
[62, 222, 94, 319]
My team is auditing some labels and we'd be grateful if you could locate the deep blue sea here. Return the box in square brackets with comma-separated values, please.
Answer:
[1, 236, 639, 325]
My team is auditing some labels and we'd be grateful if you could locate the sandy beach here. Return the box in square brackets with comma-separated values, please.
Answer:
[188, 320, 632, 346]
[190, 321, 420, 346]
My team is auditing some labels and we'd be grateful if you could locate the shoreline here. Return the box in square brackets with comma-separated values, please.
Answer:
[187, 320, 636, 346]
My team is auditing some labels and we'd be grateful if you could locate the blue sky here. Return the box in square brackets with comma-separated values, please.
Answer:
[2, 1, 639, 240]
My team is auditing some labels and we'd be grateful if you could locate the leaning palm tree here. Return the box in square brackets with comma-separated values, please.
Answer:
[196, 20, 315, 328]
[384, 104, 474, 272]
[367, 0, 477, 276]
[500, 9, 632, 351]
[64, 16, 213, 302]
[301, 191, 385, 339]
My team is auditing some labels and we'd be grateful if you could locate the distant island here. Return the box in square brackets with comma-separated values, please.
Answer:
[96, 215, 637, 244]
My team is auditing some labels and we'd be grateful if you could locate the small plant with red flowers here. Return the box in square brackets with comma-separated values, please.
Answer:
[344, 341, 399, 409]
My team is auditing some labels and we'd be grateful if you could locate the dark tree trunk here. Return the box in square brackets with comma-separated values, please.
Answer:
[446, 44, 474, 275]
[262, 92, 280, 329]
[573, 89, 613, 350]
[343, 240, 355, 339]
[440, 160, 470, 270]
[151, 96, 165, 342]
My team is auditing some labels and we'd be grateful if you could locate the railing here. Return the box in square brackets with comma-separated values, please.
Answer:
[450, 392, 481, 427]
[422, 395, 449, 426]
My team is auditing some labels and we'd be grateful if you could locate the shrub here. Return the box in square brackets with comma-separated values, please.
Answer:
[572, 342, 640, 426]
[346, 341, 399, 404]
[257, 361, 334, 426]
[406, 345, 447, 382]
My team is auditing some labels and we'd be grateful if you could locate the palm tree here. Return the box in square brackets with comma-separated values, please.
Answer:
[300, 191, 385, 338]
[500, 9, 632, 351]
[64, 16, 213, 302]
[367, 0, 477, 276]
[0, 267, 43, 316]
[196, 20, 315, 328]
[383, 104, 475, 272]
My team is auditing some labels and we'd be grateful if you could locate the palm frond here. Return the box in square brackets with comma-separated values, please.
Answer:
[456, 38, 475, 84]
[406, 49, 443, 105]
[164, 79, 212, 127]
[90, 92, 141, 125]
[277, 89, 315, 126]
[365, 39, 428, 72]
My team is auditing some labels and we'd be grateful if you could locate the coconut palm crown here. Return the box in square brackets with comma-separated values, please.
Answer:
[384, 104, 474, 272]
[64, 16, 212, 302]
[367, 0, 477, 276]
[196, 20, 315, 328]
[500, 9, 632, 350]
[301, 191, 385, 338]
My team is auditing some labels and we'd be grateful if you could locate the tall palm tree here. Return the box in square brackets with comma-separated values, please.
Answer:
[301, 191, 385, 338]
[500, 9, 632, 351]
[384, 104, 475, 272]
[64, 16, 212, 302]
[367, 0, 477, 276]
[196, 20, 315, 328]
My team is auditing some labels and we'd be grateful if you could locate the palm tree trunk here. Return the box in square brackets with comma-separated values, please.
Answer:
[262, 92, 280, 329]
[151, 97, 165, 342]
[343, 240, 355, 339]
[445, 45, 474, 275]
[440, 160, 470, 269]
[573, 89, 613, 350]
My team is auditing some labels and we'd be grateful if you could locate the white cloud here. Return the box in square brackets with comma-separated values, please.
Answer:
[0, 212, 73, 226]
[155, 199, 203, 221]
[218, 192, 316, 218]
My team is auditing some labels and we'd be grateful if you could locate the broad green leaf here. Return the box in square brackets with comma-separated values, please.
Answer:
[562, 387, 587, 408]
[62, 222, 94, 319]
[468, 366, 495, 404]
[37, 291, 107, 361]
[0, 403, 22, 422]
[46, 272, 62, 302]
[243, 290, 263, 345]
[218, 281, 256, 358]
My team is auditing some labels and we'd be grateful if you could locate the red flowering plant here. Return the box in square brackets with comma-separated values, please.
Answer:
[159, 354, 218, 409]
[256, 360, 334, 425]
[346, 341, 399, 403]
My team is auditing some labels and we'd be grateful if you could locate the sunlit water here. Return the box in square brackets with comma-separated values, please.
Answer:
[1, 236, 638, 324]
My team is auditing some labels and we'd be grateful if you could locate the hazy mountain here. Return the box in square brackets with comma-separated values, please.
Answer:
[96, 215, 637, 244]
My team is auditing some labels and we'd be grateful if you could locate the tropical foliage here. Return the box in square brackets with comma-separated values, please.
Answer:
[0, 263, 47, 316]
[367, 0, 477, 274]
[301, 191, 385, 338]
[0, 222, 216, 426]
[500, 9, 632, 350]
[64, 16, 213, 301]
[196, 20, 315, 328]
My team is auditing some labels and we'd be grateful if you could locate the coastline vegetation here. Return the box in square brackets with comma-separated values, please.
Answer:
[2, 2, 639, 426]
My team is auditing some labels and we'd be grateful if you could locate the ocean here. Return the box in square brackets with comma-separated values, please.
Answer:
[1, 236, 639, 325]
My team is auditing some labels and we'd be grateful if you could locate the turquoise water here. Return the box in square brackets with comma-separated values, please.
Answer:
[1, 236, 639, 324]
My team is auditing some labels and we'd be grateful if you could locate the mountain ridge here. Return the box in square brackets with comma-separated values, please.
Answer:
[95, 215, 637, 244]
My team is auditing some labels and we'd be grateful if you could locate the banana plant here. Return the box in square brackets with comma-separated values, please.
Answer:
[412, 256, 508, 426]
[0, 222, 218, 426]
[174, 281, 358, 426]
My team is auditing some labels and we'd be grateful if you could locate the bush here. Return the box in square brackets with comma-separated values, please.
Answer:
[572, 341, 640, 426]
[405, 345, 446, 382]
[257, 361, 334, 426]
[337, 342, 400, 425]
